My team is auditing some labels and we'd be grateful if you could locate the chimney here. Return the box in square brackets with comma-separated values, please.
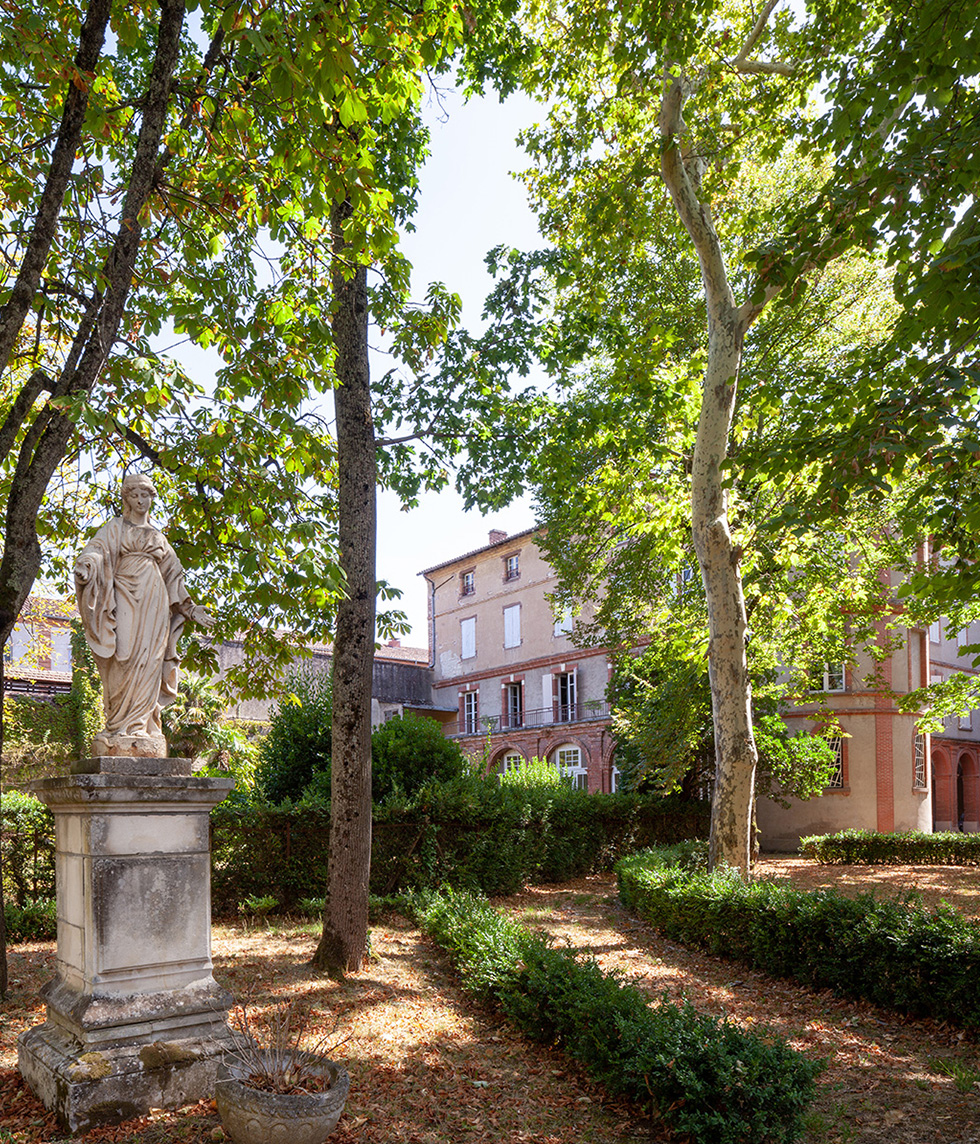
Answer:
[387, 638, 401, 648]
[488, 529, 508, 545]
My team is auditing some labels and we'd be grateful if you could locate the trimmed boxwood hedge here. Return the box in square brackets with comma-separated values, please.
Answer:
[209, 787, 708, 914]
[617, 847, 980, 1028]
[801, 828, 980, 865]
[410, 889, 819, 1144]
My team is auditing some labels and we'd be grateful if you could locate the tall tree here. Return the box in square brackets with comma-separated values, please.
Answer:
[0, 0, 479, 992]
[311, 208, 375, 976]
[509, 0, 980, 874]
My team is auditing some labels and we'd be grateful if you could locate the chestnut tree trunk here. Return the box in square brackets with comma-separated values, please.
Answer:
[311, 204, 376, 975]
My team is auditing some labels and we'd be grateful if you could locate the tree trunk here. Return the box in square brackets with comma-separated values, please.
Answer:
[311, 204, 376, 976]
[0, 654, 7, 1000]
[692, 321, 756, 877]
[660, 76, 759, 878]
[0, 0, 186, 994]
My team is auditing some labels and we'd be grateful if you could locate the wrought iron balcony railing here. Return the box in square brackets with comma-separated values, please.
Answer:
[448, 699, 611, 738]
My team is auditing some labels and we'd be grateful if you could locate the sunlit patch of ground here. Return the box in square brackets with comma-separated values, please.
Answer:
[497, 864, 980, 1144]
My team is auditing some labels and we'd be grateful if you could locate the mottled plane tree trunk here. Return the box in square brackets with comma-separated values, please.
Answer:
[659, 68, 784, 877]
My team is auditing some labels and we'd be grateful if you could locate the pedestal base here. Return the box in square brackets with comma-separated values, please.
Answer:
[17, 759, 236, 1133]
[18, 1021, 238, 1133]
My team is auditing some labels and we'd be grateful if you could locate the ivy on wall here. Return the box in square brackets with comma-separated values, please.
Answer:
[1, 620, 103, 785]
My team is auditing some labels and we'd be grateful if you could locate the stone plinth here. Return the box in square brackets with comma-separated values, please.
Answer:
[18, 760, 236, 1133]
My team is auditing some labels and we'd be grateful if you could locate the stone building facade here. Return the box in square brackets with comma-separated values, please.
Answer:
[421, 528, 618, 792]
[422, 528, 980, 849]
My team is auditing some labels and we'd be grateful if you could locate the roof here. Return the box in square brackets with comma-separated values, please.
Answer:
[418, 524, 541, 577]
[374, 644, 429, 666]
[5, 666, 72, 683]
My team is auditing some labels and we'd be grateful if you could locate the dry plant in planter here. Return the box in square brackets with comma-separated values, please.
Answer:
[215, 1002, 351, 1144]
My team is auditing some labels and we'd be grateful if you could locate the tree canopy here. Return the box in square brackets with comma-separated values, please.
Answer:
[0, 0, 490, 694]
[470, 0, 980, 872]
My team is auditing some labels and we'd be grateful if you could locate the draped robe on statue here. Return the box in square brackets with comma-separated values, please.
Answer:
[75, 517, 192, 755]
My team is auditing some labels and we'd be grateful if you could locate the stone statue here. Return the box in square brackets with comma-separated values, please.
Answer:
[74, 473, 213, 757]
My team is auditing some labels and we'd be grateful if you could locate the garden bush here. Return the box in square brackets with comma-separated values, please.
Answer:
[209, 782, 709, 914]
[1, 790, 55, 905]
[617, 847, 980, 1028]
[3, 898, 56, 943]
[254, 671, 333, 803]
[410, 889, 819, 1144]
[371, 714, 466, 803]
[801, 828, 980, 865]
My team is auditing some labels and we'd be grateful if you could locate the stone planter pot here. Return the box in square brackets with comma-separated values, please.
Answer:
[215, 1052, 350, 1144]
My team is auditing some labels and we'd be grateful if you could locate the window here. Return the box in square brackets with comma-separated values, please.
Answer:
[610, 765, 621, 793]
[825, 735, 844, 789]
[960, 709, 973, 732]
[555, 745, 587, 790]
[929, 619, 941, 643]
[461, 616, 476, 660]
[50, 627, 71, 671]
[504, 553, 520, 581]
[461, 570, 475, 596]
[913, 733, 927, 790]
[811, 663, 845, 693]
[504, 603, 521, 648]
[553, 607, 573, 637]
[7, 623, 32, 666]
[462, 691, 479, 735]
[498, 751, 523, 776]
[504, 681, 523, 728]
[555, 671, 577, 722]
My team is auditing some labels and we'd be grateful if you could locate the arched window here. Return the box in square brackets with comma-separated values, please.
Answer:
[498, 751, 524, 776]
[554, 744, 587, 790]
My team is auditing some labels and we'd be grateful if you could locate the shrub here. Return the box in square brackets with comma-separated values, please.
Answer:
[255, 671, 332, 803]
[1, 790, 55, 906]
[209, 785, 709, 914]
[617, 847, 980, 1029]
[3, 898, 56, 943]
[371, 714, 465, 803]
[801, 829, 980, 865]
[411, 889, 819, 1144]
[498, 754, 571, 790]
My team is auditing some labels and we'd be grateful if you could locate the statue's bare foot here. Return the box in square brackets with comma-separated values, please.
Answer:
[93, 731, 168, 758]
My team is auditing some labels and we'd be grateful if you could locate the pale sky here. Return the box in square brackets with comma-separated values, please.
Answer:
[374, 87, 545, 645]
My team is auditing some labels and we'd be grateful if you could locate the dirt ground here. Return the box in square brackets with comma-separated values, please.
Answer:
[496, 857, 980, 1144]
[1, 857, 979, 1143]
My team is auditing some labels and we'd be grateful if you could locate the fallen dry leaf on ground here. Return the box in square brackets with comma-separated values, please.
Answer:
[2, 857, 979, 1143]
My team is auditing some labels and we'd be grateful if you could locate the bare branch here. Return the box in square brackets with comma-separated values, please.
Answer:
[733, 0, 795, 78]
[0, 369, 55, 463]
[733, 59, 795, 77]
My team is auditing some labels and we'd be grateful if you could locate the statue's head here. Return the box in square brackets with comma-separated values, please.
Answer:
[121, 473, 157, 514]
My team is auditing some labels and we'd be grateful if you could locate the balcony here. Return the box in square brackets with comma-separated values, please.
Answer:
[448, 699, 611, 738]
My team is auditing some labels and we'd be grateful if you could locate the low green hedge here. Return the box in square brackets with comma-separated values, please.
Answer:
[801, 829, 980, 865]
[410, 889, 819, 1144]
[210, 785, 708, 914]
[1, 790, 55, 906]
[4, 898, 57, 943]
[617, 848, 980, 1028]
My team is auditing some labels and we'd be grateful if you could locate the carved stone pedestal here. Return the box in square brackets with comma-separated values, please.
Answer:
[18, 758, 236, 1133]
